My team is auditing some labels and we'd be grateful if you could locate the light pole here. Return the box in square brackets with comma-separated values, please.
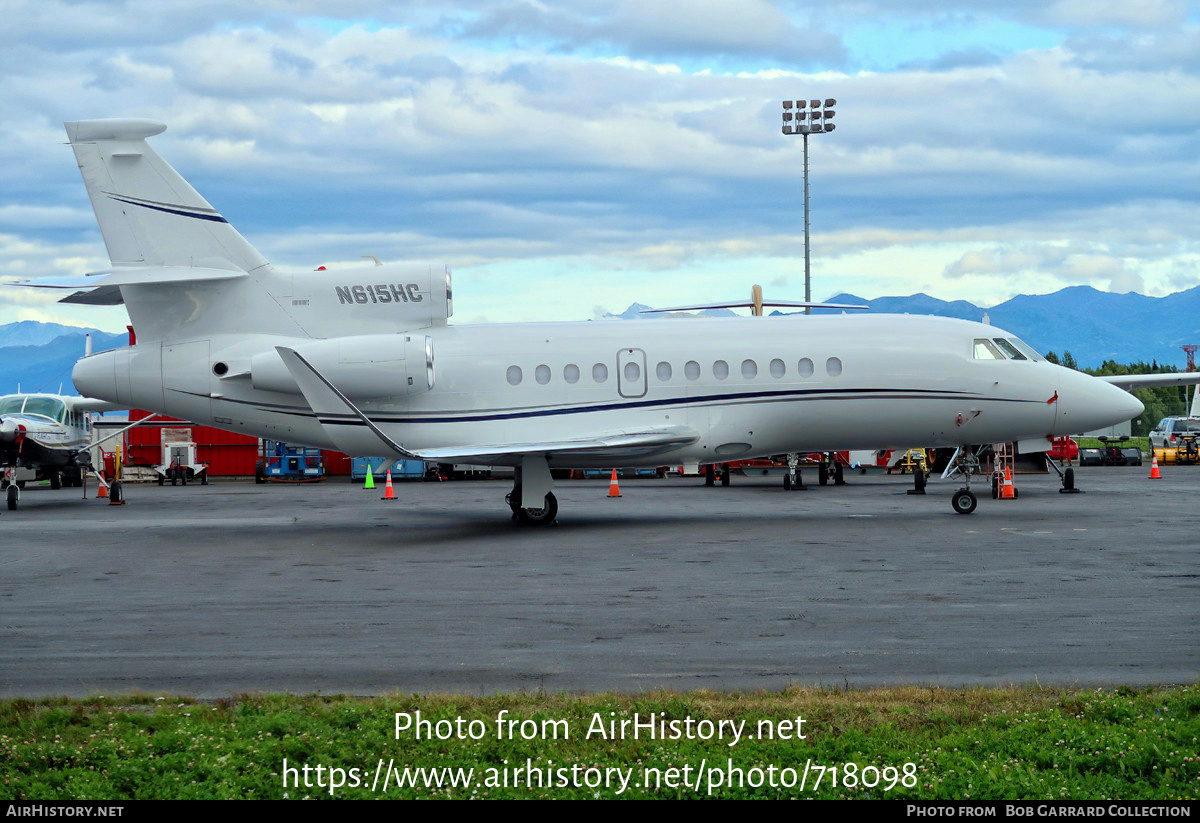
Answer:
[782, 98, 836, 314]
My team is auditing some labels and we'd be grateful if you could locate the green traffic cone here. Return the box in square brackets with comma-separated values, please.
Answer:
[364, 465, 376, 489]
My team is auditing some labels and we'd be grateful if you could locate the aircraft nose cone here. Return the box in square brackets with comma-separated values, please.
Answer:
[1056, 369, 1144, 434]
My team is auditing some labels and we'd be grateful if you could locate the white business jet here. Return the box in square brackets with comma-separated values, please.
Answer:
[14, 119, 1163, 523]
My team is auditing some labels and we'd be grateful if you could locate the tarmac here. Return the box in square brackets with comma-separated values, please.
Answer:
[1, 465, 1196, 698]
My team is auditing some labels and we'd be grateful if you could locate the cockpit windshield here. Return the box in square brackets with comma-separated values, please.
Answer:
[0, 396, 67, 422]
[1005, 337, 1041, 361]
[973, 337, 1042, 362]
[993, 339, 1026, 360]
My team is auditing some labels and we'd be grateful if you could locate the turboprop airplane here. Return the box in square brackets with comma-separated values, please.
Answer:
[0, 391, 111, 509]
[12, 118, 1172, 523]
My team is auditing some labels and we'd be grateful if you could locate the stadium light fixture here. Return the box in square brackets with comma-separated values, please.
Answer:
[782, 98, 837, 313]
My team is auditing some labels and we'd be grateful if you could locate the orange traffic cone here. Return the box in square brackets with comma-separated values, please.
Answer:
[1001, 466, 1015, 499]
[97, 482, 108, 499]
[381, 470, 397, 500]
[1149, 454, 1162, 479]
[607, 469, 621, 498]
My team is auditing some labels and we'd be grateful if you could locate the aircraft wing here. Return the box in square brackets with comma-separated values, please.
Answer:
[275, 346, 698, 465]
[1098, 373, 1200, 390]
[414, 427, 699, 466]
[69, 398, 126, 413]
[641, 300, 868, 313]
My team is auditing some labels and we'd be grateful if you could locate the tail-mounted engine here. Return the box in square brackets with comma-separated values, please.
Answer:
[249, 333, 434, 400]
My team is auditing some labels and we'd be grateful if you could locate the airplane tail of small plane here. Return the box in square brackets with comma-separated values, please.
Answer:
[64, 119, 268, 272]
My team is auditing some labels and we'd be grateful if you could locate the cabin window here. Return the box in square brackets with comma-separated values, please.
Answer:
[624, 361, 641, 382]
[713, 360, 729, 380]
[973, 339, 1004, 360]
[535, 364, 551, 384]
[685, 360, 701, 380]
[0, 397, 23, 414]
[826, 357, 843, 377]
[564, 364, 580, 384]
[506, 366, 523, 385]
[769, 358, 785, 378]
[741, 359, 757, 379]
[592, 363, 608, 383]
[797, 358, 814, 377]
[656, 361, 672, 381]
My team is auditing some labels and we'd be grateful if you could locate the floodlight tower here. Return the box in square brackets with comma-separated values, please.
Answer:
[782, 98, 836, 314]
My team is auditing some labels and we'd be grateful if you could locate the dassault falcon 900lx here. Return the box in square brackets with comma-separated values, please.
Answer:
[15, 119, 1168, 523]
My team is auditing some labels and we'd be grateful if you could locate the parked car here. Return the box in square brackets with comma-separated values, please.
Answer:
[1148, 416, 1200, 450]
[1149, 416, 1200, 464]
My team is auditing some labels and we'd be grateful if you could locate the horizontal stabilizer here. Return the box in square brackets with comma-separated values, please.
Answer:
[9, 265, 249, 305]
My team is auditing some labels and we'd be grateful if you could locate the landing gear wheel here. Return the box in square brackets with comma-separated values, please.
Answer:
[109, 481, 123, 504]
[158, 473, 165, 486]
[1060, 467, 1079, 494]
[7, 484, 18, 510]
[50, 473, 62, 490]
[704, 465, 715, 487]
[505, 486, 522, 515]
[720, 467, 730, 486]
[833, 460, 845, 486]
[818, 466, 828, 486]
[908, 469, 927, 495]
[951, 488, 977, 515]
[515, 491, 557, 526]
[783, 473, 791, 490]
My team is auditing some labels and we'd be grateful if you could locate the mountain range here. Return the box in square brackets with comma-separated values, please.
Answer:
[3, 284, 1199, 395]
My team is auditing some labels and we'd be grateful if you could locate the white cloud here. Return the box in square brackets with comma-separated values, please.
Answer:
[1, 1, 1198, 332]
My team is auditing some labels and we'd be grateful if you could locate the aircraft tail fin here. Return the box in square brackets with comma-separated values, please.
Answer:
[64, 119, 268, 272]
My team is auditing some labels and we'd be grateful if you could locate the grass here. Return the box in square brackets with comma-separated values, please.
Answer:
[2, 685, 1198, 799]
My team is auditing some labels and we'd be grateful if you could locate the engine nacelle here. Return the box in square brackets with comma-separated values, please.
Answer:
[249, 333, 434, 399]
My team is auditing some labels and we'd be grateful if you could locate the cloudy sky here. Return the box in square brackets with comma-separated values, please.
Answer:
[2, 0, 1198, 331]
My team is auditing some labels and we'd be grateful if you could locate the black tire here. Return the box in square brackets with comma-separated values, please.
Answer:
[720, 467, 730, 487]
[516, 491, 557, 525]
[157, 474, 165, 486]
[991, 474, 999, 499]
[1063, 467, 1075, 491]
[110, 482, 123, 504]
[506, 486, 522, 514]
[833, 460, 845, 486]
[818, 466, 828, 486]
[951, 488, 977, 515]
[50, 473, 62, 491]
[704, 465, 715, 487]
[783, 473, 791, 490]
[914, 470, 926, 493]
[7, 484, 18, 511]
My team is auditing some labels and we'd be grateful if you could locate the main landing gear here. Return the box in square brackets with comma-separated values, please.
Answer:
[507, 455, 559, 526]
[948, 448, 981, 515]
